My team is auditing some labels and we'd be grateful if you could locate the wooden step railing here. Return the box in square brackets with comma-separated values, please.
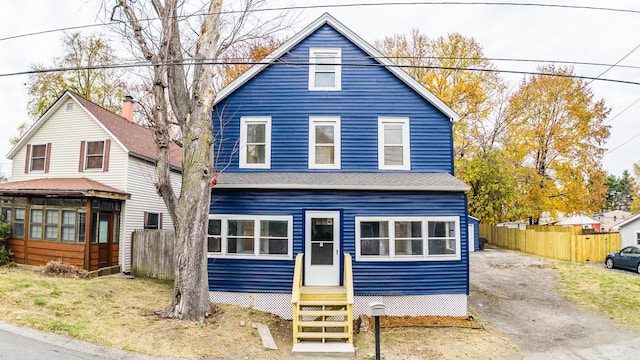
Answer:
[291, 253, 354, 344]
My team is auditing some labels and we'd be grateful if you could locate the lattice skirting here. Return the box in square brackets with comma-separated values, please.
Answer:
[209, 291, 467, 320]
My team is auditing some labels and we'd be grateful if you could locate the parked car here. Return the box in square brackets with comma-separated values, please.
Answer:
[605, 246, 640, 274]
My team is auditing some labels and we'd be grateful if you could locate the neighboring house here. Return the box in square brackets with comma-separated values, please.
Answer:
[0, 91, 182, 272]
[594, 210, 633, 232]
[208, 14, 469, 352]
[615, 214, 640, 248]
[554, 214, 603, 232]
[468, 216, 480, 251]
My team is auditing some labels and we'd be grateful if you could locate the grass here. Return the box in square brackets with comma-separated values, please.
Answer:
[0, 265, 523, 359]
[554, 261, 640, 329]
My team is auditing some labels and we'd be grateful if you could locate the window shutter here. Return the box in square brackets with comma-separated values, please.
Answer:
[78, 141, 86, 172]
[44, 143, 52, 173]
[103, 139, 111, 172]
[144, 211, 148, 229]
[25, 144, 31, 173]
[159, 213, 163, 230]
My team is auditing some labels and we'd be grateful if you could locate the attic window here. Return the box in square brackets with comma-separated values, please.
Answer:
[309, 48, 341, 91]
[66, 103, 74, 111]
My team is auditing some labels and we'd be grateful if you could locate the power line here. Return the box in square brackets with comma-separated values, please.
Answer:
[604, 97, 640, 126]
[2, 1, 640, 42]
[604, 132, 640, 156]
[1, 59, 640, 86]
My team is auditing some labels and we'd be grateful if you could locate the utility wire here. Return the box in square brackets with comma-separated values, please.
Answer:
[604, 97, 640, 126]
[2, 1, 640, 42]
[1, 59, 640, 86]
[604, 132, 640, 156]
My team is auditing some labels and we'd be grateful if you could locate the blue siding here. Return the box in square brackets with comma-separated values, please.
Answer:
[213, 24, 454, 173]
[208, 189, 468, 296]
[468, 216, 480, 251]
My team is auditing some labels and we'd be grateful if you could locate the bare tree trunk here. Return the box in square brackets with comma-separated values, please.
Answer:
[118, 0, 221, 321]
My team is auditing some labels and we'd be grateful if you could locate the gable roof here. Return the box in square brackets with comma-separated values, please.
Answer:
[214, 13, 459, 122]
[0, 178, 130, 200]
[615, 213, 640, 229]
[7, 91, 182, 170]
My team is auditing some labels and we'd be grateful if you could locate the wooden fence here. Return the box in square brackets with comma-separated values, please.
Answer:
[479, 224, 621, 264]
[131, 230, 175, 280]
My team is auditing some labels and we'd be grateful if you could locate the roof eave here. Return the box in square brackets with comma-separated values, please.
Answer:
[0, 189, 130, 200]
[213, 183, 469, 192]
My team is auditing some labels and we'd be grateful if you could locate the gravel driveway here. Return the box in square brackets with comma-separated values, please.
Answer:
[469, 248, 640, 359]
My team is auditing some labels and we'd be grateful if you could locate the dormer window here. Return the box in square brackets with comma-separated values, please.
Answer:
[309, 48, 341, 91]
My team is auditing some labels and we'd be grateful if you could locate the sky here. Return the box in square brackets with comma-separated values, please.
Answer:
[1, 0, 639, 179]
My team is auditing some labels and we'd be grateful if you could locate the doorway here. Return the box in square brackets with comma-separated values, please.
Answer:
[304, 211, 341, 286]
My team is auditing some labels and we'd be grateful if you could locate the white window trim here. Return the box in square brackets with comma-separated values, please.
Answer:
[355, 216, 461, 262]
[207, 215, 293, 260]
[308, 116, 341, 169]
[84, 140, 105, 171]
[239, 117, 272, 169]
[378, 117, 411, 170]
[636, 232, 640, 245]
[308, 48, 342, 91]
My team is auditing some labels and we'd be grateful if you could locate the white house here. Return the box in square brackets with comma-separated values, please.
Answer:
[0, 91, 182, 272]
[616, 214, 640, 248]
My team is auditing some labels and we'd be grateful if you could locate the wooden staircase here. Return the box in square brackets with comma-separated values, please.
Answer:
[291, 253, 355, 355]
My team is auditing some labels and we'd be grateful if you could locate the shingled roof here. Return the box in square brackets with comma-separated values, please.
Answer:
[68, 91, 183, 169]
[215, 172, 470, 192]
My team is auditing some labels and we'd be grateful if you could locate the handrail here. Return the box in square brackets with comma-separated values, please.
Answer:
[344, 253, 354, 305]
[291, 253, 303, 304]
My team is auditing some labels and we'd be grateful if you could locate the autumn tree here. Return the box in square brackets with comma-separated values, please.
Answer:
[12, 33, 127, 143]
[503, 65, 610, 222]
[457, 149, 520, 223]
[111, 0, 290, 321]
[216, 37, 284, 88]
[375, 31, 506, 157]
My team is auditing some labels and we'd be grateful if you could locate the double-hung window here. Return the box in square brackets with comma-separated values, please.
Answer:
[378, 117, 410, 170]
[12, 208, 25, 239]
[309, 48, 341, 91]
[29, 144, 48, 172]
[356, 216, 460, 261]
[207, 215, 293, 259]
[240, 117, 271, 168]
[309, 116, 340, 169]
[636, 232, 640, 245]
[29, 209, 43, 240]
[61, 210, 76, 242]
[44, 209, 59, 241]
[86, 141, 105, 170]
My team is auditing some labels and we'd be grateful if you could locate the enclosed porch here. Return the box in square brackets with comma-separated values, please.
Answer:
[0, 178, 130, 271]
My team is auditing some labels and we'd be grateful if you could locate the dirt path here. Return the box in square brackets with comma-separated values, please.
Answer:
[469, 248, 640, 359]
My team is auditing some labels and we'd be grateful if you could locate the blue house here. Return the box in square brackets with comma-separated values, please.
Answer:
[469, 216, 481, 251]
[208, 13, 470, 350]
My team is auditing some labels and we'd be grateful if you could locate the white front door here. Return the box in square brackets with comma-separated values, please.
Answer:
[305, 211, 341, 286]
[468, 223, 475, 252]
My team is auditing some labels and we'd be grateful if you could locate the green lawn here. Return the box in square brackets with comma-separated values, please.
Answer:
[555, 261, 640, 329]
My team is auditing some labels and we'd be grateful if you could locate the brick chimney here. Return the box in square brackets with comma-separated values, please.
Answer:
[122, 95, 134, 122]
